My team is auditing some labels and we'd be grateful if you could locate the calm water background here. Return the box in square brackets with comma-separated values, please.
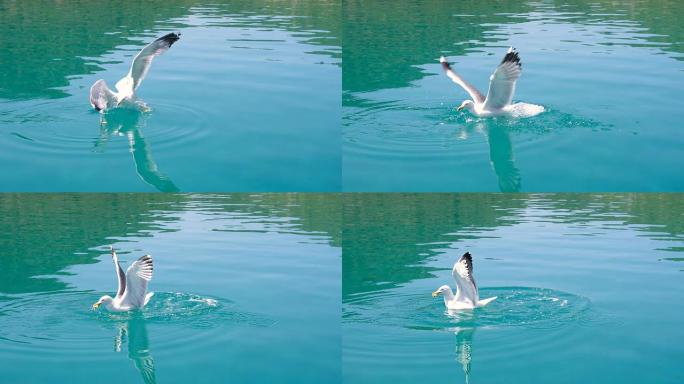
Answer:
[343, 0, 684, 191]
[343, 193, 684, 383]
[0, 0, 340, 191]
[0, 193, 341, 383]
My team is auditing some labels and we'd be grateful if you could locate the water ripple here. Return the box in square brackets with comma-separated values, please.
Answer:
[344, 286, 594, 331]
[0, 290, 273, 353]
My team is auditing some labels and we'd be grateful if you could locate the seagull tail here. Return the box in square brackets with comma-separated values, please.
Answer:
[477, 296, 497, 307]
[143, 292, 154, 307]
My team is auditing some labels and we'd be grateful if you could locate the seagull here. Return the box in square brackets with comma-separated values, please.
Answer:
[432, 252, 497, 310]
[439, 48, 544, 118]
[93, 246, 154, 312]
[89, 32, 181, 112]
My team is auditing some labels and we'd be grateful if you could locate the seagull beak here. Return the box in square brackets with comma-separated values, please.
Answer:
[457, 105, 465, 112]
[92, 303, 100, 309]
[432, 290, 440, 298]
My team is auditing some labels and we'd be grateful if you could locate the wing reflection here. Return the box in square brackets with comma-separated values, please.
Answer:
[462, 121, 521, 192]
[446, 311, 476, 384]
[114, 315, 156, 384]
[94, 109, 179, 192]
[453, 327, 474, 384]
[485, 125, 521, 193]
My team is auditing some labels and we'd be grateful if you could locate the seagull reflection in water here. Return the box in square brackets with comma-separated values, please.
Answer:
[94, 109, 179, 192]
[114, 314, 156, 384]
[457, 120, 521, 192]
[445, 310, 477, 384]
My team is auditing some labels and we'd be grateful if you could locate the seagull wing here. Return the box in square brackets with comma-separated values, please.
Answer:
[440, 56, 485, 104]
[452, 252, 479, 304]
[483, 47, 522, 110]
[120, 255, 154, 308]
[113, 252, 126, 300]
[115, 33, 181, 96]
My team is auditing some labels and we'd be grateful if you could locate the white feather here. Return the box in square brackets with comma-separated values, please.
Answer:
[452, 254, 479, 305]
[483, 48, 522, 110]
[119, 255, 154, 309]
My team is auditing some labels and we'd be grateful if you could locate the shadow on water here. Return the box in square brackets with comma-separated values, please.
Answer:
[343, 0, 684, 95]
[0, 0, 196, 100]
[342, 0, 534, 94]
[342, 194, 529, 297]
[0, 193, 341, 295]
[0, 194, 184, 294]
[94, 109, 179, 192]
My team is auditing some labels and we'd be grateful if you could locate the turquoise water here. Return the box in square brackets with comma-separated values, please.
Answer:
[0, 1, 340, 191]
[343, 0, 684, 191]
[343, 193, 684, 383]
[3, 0, 684, 381]
[0, 194, 341, 383]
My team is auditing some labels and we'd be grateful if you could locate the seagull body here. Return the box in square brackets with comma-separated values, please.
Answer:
[440, 48, 544, 118]
[432, 252, 497, 310]
[89, 32, 181, 113]
[93, 247, 154, 312]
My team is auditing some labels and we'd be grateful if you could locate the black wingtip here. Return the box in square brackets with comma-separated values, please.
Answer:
[460, 252, 474, 274]
[501, 48, 521, 67]
[157, 32, 181, 47]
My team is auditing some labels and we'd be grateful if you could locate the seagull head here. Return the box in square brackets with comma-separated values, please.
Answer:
[457, 100, 475, 112]
[93, 295, 113, 310]
[432, 285, 452, 297]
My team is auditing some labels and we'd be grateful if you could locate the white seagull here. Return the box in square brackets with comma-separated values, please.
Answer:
[432, 252, 497, 310]
[93, 246, 154, 312]
[89, 32, 181, 112]
[440, 48, 544, 117]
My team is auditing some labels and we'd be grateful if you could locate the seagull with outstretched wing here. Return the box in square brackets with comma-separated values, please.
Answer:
[440, 48, 544, 118]
[90, 32, 181, 112]
[432, 252, 497, 310]
[93, 246, 154, 312]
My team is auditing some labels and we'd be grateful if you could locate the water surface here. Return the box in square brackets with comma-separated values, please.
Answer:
[343, 0, 684, 191]
[0, 0, 340, 191]
[0, 193, 341, 383]
[343, 193, 684, 383]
